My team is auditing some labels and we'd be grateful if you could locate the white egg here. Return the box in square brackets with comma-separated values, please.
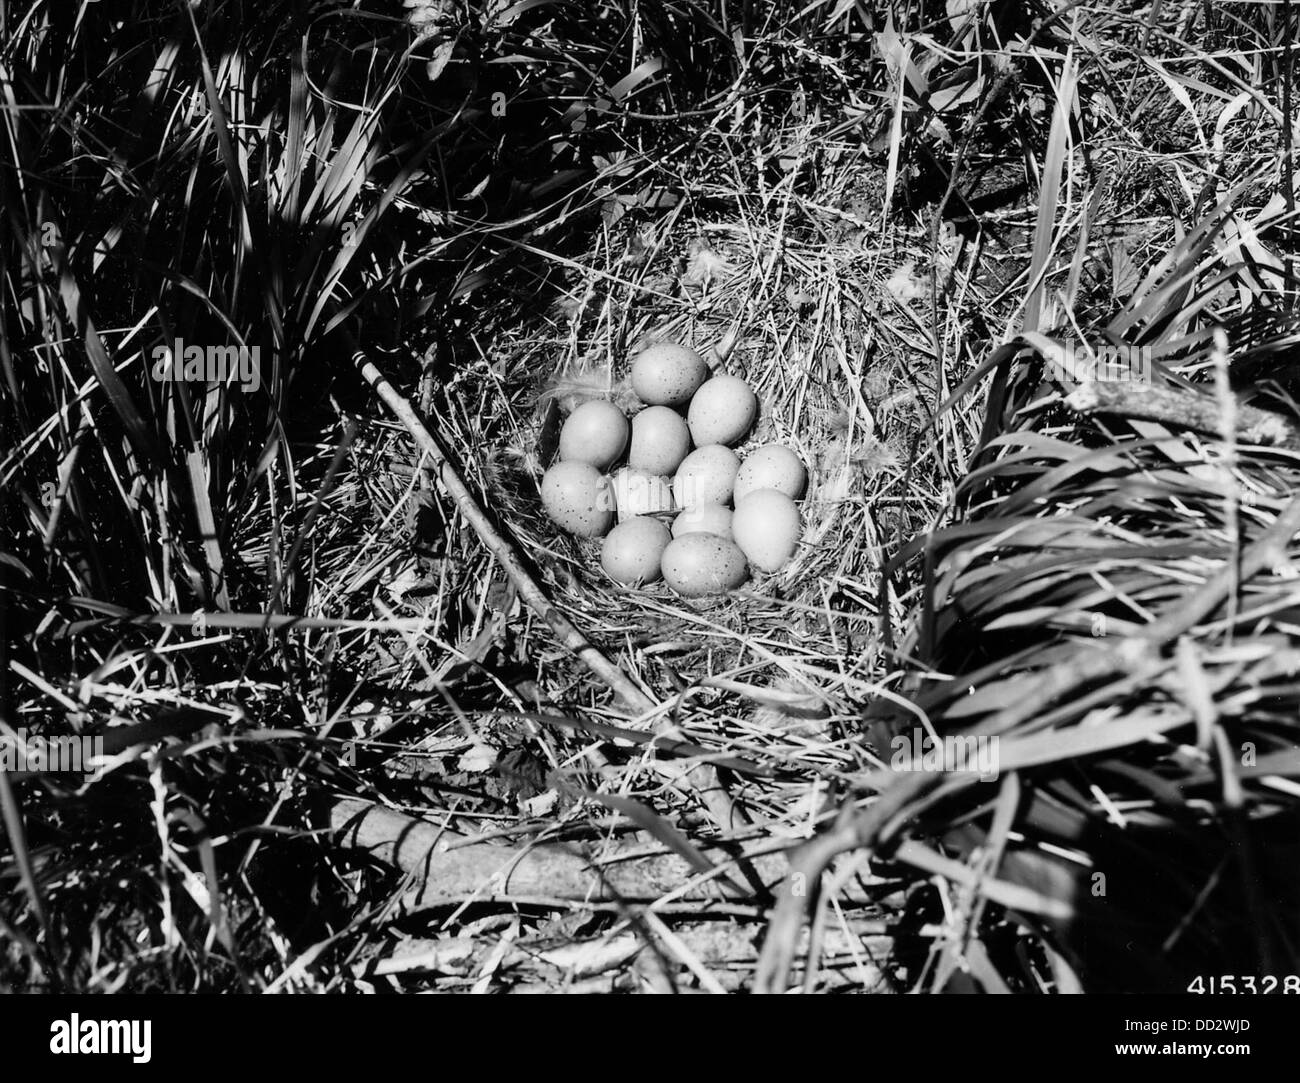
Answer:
[558, 400, 629, 469]
[671, 503, 733, 540]
[601, 516, 672, 584]
[673, 444, 739, 509]
[631, 342, 709, 406]
[541, 462, 615, 537]
[610, 467, 675, 521]
[661, 533, 748, 597]
[629, 406, 692, 474]
[733, 444, 806, 502]
[731, 489, 800, 572]
[687, 374, 757, 447]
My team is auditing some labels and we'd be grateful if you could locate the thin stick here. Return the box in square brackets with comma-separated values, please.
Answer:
[328, 798, 844, 908]
[355, 353, 656, 719]
[1065, 379, 1300, 448]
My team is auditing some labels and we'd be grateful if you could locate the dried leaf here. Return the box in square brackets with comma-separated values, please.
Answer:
[601, 196, 627, 228]
[373, 937, 477, 977]
[929, 69, 983, 113]
[946, 0, 981, 35]
[1110, 241, 1140, 299]
[633, 184, 679, 210]
[539, 935, 642, 977]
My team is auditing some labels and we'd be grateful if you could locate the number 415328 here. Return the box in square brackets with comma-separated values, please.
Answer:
[1188, 975, 1300, 993]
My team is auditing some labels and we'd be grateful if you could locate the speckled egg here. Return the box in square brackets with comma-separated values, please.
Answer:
[610, 467, 676, 521]
[661, 533, 748, 597]
[541, 461, 615, 538]
[733, 444, 807, 502]
[630, 342, 709, 406]
[601, 516, 672, 585]
[629, 406, 692, 474]
[673, 444, 739, 509]
[558, 400, 629, 469]
[687, 374, 757, 447]
[671, 503, 733, 540]
[731, 489, 800, 572]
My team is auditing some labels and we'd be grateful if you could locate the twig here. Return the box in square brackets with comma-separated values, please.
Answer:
[354, 352, 657, 719]
[328, 799, 863, 910]
[1065, 379, 1300, 448]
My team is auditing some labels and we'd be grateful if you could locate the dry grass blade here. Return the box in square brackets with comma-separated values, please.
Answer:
[1022, 55, 1077, 333]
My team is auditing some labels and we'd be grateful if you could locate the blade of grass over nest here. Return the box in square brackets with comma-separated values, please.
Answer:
[893, 841, 1073, 922]
[993, 711, 1195, 773]
[880, 24, 908, 230]
[1023, 55, 1077, 333]
[1064, 172, 1108, 315]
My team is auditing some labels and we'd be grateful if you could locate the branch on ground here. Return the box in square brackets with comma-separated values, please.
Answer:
[328, 798, 861, 911]
[1065, 380, 1300, 448]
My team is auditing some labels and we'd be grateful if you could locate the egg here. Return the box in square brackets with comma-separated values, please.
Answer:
[687, 374, 757, 447]
[673, 444, 739, 509]
[630, 342, 709, 406]
[558, 400, 629, 469]
[541, 462, 615, 537]
[629, 406, 692, 474]
[610, 467, 676, 521]
[661, 533, 749, 597]
[601, 516, 672, 585]
[733, 444, 806, 502]
[731, 489, 800, 572]
[671, 503, 733, 540]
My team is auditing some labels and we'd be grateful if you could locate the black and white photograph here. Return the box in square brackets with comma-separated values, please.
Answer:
[1, 0, 1298, 1047]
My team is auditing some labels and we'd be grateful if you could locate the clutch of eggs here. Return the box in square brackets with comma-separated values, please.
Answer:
[541, 342, 806, 596]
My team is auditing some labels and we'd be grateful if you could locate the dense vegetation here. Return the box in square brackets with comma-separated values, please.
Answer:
[2, 0, 1297, 992]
